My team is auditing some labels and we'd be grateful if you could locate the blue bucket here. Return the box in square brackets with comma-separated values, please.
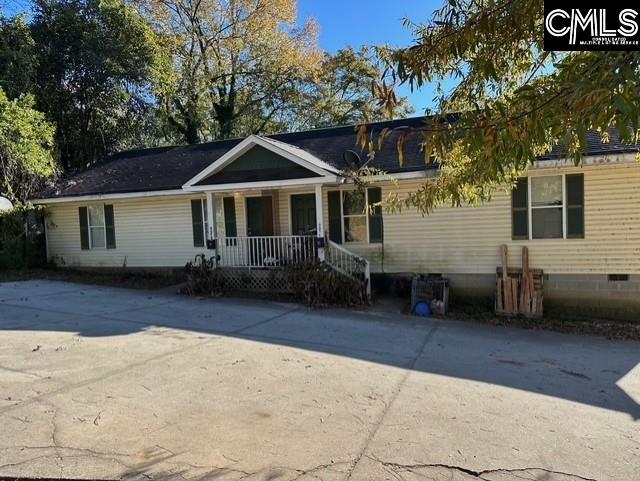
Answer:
[414, 301, 431, 317]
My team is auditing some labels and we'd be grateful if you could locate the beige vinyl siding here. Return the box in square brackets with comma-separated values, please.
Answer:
[44, 161, 640, 274]
[46, 195, 208, 268]
[232, 194, 246, 237]
[377, 162, 640, 275]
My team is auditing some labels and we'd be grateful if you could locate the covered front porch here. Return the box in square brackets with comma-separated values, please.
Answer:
[208, 185, 327, 268]
[181, 134, 371, 296]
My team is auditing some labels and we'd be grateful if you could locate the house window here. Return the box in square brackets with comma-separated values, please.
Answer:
[79, 205, 115, 250]
[327, 188, 383, 244]
[342, 190, 367, 243]
[511, 174, 584, 240]
[88, 205, 106, 248]
[531, 176, 563, 239]
[190, 199, 209, 247]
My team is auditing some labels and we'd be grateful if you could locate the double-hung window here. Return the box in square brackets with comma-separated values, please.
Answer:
[88, 206, 106, 248]
[512, 174, 584, 240]
[79, 205, 116, 250]
[327, 188, 383, 244]
[342, 190, 368, 243]
[530, 176, 564, 239]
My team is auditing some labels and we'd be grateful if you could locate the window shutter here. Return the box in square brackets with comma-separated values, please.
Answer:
[104, 205, 116, 249]
[191, 199, 204, 247]
[367, 187, 383, 243]
[223, 197, 237, 237]
[566, 174, 584, 238]
[78, 207, 89, 250]
[512, 178, 528, 240]
[327, 191, 342, 243]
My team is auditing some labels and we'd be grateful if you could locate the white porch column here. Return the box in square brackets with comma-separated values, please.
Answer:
[206, 192, 217, 264]
[315, 184, 325, 261]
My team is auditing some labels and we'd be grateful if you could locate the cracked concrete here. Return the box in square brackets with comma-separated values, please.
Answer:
[1, 280, 639, 481]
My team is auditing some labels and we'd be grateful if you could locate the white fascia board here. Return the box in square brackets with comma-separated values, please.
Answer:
[346, 151, 639, 182]
[184, 176, 341, 193]
[183, 134, 338, 188]
[340, 170, 439, 184]
[30, 189, 191, 205]
[530, 152, 638, 170]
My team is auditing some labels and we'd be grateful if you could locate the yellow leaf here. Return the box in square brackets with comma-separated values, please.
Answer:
[378, 128, 390, 151]
[397, 133, 406, 167]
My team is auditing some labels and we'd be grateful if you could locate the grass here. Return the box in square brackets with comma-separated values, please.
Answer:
[0, 267, 186, 290]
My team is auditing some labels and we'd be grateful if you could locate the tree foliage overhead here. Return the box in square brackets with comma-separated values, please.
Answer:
[0, 0, 416, 192]
[0, 87, 57, 202]
[367, 0, 640, 213]
[29, 0, 167, 169]
[292, 47, 414, 130]
[137, 0, 322, 143]
[0, 15, 37, 100]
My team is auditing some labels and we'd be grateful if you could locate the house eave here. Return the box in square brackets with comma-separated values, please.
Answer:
[531, 151, 639, 169]
[30, 188, 191, 205]
[184, 176, 342, 192]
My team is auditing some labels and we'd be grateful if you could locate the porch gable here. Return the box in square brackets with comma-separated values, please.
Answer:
[183, 134, 340, 191]
[194, 145, 320, 185]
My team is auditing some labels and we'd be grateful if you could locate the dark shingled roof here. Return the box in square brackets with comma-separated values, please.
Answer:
[40, 117, 638, 199]
[539, 129, 639, 159]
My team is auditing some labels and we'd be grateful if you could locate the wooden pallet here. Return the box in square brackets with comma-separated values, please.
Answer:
[495, 245, 544, 318]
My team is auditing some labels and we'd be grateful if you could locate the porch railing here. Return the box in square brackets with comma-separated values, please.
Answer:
[217, 235, 316, 268]
[325, 239, 371, 298]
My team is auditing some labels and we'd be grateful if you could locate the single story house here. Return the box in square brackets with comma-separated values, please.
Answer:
[32, 117, 640, 318]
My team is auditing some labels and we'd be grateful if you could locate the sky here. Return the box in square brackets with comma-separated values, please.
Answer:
[1, 0, 443, 111]
[297, 0, 441, 111]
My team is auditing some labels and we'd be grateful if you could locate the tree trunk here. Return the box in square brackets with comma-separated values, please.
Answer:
[214, 101, 235, 139]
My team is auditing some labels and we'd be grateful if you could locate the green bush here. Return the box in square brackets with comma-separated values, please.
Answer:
[0, 205, 46, 269]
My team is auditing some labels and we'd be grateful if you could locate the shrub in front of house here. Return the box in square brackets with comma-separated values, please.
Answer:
[181, 256, 368, 307]
[181, 254, 227, 297]
[0, 205, 46, 269]
[285, 260, 369, 307]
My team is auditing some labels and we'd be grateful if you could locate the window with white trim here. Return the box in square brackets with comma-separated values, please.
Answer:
[530, 176, 563, 239]
[88, 205, 106, 248]
[511, 174, 584, 240]
[342, 190, 368, 243]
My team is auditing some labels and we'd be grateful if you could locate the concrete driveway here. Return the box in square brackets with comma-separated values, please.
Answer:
[0, 280, 638, 481]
